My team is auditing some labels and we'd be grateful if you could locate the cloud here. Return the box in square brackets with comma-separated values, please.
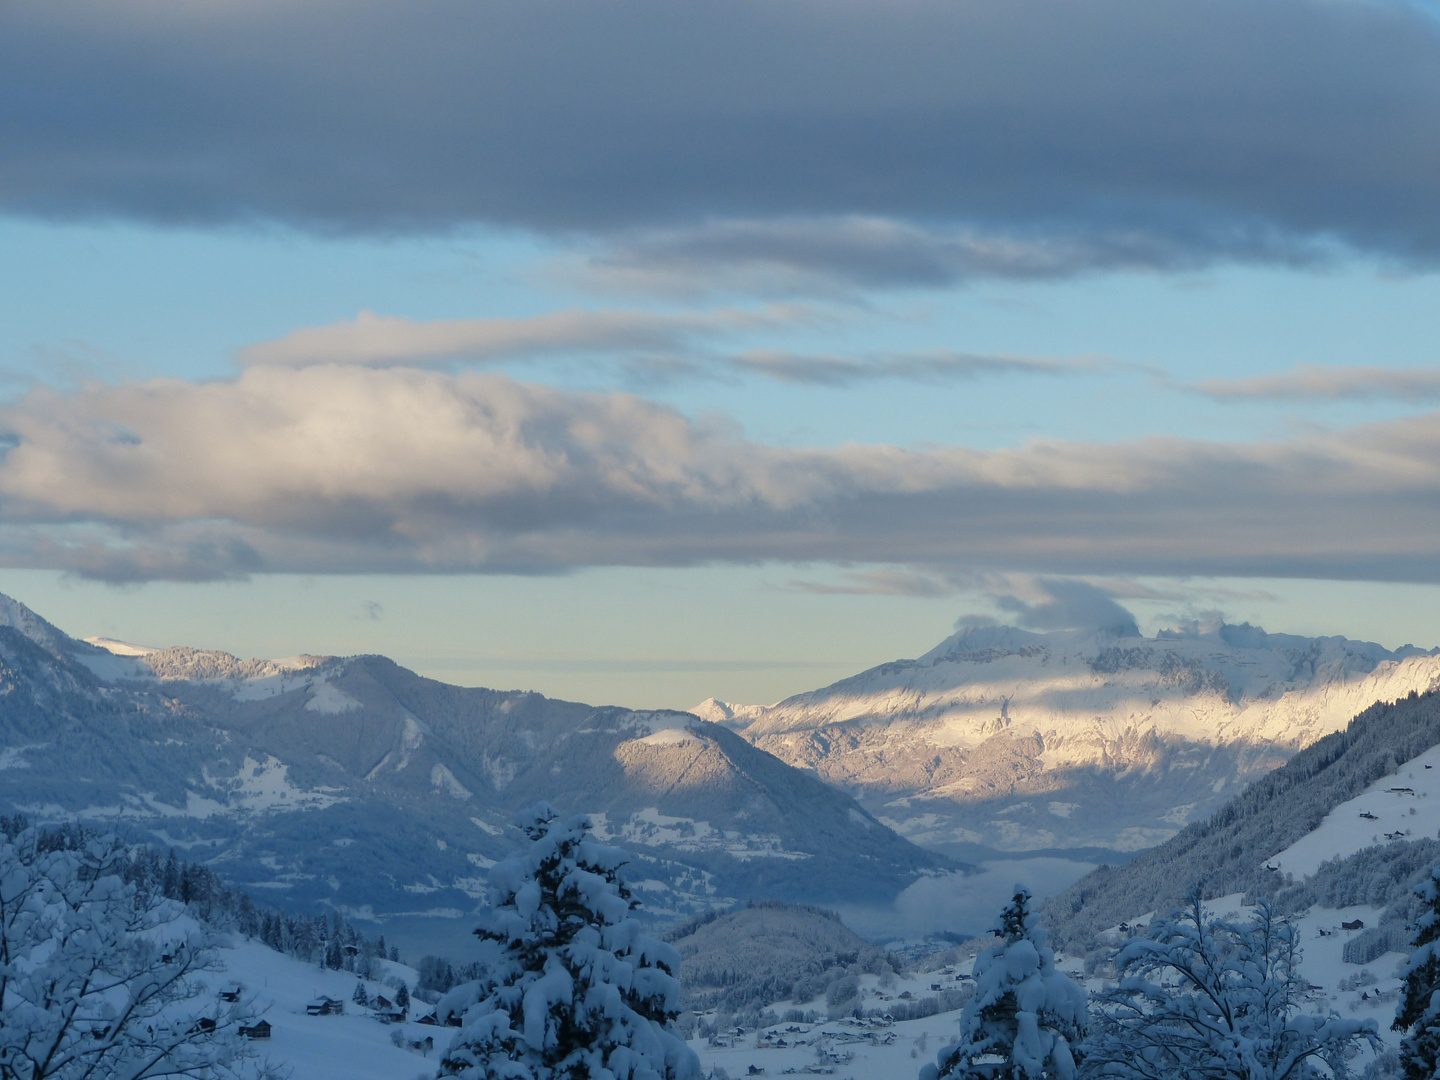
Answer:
[575, 218, 1308, 296]
[6, 1, 1440, 272]
[954, 613, 1000, 629]
[730, 349, 1110, 386]
[782, 569, 968, 597]
[243, 307, 1105, 386]
[240, 306, 798, 368]
[1193, 363, 1440, 402]
[6, 365, 1440, 581]
[839, 860, 1096, 939]
[238, 310, 1110, 388]
[994, 579, 1141, 636]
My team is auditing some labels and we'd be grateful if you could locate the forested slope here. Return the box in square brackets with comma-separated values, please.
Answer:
[1041, 687, 1440, 947]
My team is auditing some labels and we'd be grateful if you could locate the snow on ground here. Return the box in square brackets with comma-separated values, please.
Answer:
[1270, 742, 1440, 877]
[639, 727, 703, 747]
[304, 676, 362, 714]
[230, 669, 324, 702]
[588, 807, 807, 862]
[203, 938, 444, 1080]
[693, 1012, 960, 1080]
[691, 962, 979, 1080]
[196, 755, 346, 815]
[85, 636, 156, 656]
[0, 743, 44, 771]
[73, 643, 152, 681]
[1087, 893, 1410, 1064]
[1294, 905, 1407, 1040]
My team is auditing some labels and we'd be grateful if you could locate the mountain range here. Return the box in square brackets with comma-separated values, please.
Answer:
[0, 593, 944, 941]
[9, 586, 1440, 947]
[694, 621, 1440, 860]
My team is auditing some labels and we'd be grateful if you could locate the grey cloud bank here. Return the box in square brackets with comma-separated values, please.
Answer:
[4, 366, 1440, 583]
[5, 0, 1440, 273]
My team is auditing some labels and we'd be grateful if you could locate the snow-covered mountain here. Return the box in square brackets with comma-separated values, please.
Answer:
[0, 593, 946, 935]
[1040, 684, 1440, 946]
[1032, 685, 1440, 1065]
[693, 622, 1440, 858]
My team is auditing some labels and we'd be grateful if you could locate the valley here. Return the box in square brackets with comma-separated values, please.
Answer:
[8, 590, 1440, 1079]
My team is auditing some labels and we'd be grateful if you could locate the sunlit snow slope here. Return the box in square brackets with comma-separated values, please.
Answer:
[695, 622, 1440, 857]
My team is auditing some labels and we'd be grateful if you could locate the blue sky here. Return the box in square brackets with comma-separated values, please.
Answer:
[3, 1, 1440, 708]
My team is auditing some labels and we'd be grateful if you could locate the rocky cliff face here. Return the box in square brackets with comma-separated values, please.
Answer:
[694, 623, 1440, 858]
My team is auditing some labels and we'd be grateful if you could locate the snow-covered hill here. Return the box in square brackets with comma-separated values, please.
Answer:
[195, 939, 439, 1080]
[0, 593, 946, 947]
[1024, 687, 1440, 1072]
[1041, 686, 1440, 946]
[694, 622, 1440, 857]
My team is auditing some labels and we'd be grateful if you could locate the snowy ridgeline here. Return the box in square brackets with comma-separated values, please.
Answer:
[696, 622, 1440, 855]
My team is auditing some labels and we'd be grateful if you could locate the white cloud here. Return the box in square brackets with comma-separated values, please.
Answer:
[3, 365, 1440, 582]
[239, 306, 800, 368]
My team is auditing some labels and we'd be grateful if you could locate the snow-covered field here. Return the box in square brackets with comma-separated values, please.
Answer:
[198, 939, 444, 1080]
[1270, 742, 1440, 877]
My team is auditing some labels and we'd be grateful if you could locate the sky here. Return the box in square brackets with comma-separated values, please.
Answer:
[3, 0, 1440, 709]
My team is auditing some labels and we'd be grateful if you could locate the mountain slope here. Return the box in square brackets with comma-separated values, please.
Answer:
[1038, 686, 1440, 948]
[0, 593, 948, 930]
[695, 622, 1440, 858]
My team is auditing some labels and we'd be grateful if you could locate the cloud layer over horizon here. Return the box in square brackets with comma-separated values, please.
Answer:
[4, 364, 1440, 584]
[5, 0, 1440, 281]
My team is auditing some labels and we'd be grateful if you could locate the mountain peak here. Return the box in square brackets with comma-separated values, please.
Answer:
[0, 592, 75, 655]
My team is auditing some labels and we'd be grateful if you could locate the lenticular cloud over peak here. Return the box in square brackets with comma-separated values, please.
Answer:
[2, 364, 1440, 583]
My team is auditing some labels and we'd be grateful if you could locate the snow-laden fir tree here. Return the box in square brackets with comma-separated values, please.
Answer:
[1395, 866, 1440, 1079]
[1084, 894, 1378, 1080]
[0, 826, 254, 1080]
[437, 803, 700, 1080]
[920, 886, 1087, 1080]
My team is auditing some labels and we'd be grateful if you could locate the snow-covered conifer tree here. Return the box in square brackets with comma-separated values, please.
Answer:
[437, 803, 700, 1080]
[1085, 895, 1378, 1080]
[1395, 866, 1440, 1079]
[0, 826, 253, 1080]
[921, 886, 1087, 1080]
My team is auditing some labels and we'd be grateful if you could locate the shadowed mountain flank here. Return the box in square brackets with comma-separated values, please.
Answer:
[0, 594, 949, 926]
